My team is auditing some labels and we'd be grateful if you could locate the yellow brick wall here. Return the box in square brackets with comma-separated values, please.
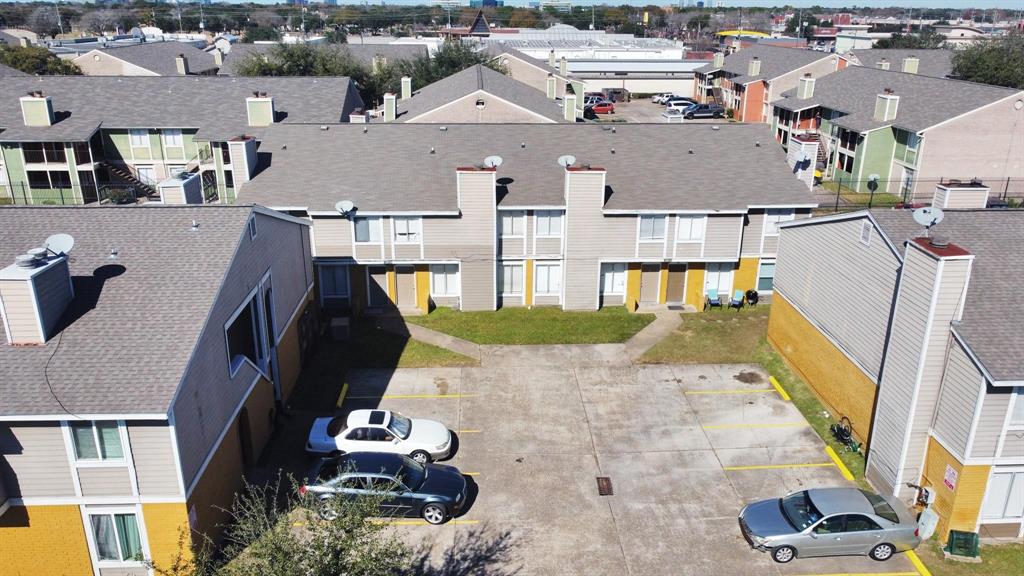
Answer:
[920, 436, 992, 543]
[143, 503, 193, 572]
[275, 294, 310, 402]
[658, 265, 669, 305]
[524, 259, 534, 307]
[415, 266, 430, 312]
[734, 257, 760, 295]
[685, 264, 705, 310]
[768, 293, 877, 443]
[625, 263, 641, 311]
[386, 267, 397, 304]
[0, 504, 93, 575]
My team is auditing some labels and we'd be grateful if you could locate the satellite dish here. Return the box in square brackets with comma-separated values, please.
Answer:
[44, 233, 75, 256]
[557, 154, 576, 168]
[912, 207, 944, 229]
[867, 173, 880, 192]
[335, 200, 355, 215]
[483, 155, 503, 168]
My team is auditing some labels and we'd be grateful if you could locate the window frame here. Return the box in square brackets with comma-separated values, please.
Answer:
[223, 275, 273, 379]
[860, 221, 872, 246]
[600, 263, 627, 295]
[757, 259, 776, 293]
[763, 209, 795, 238]
[429, 264, 460, 297]
[128, 129, 150, 150]
[248, 215, 258, 240]
[534, 211, 563, 238]
[705, 262, 734, 296]
[500, 211, 525, 238]
[534, 262, 562, 296]
[319, 265, 351, 303]
[638, 214, 667, 242]
[392, 217, 422, 244]
[675, 215, 706, 243]
[65, 420, 127, 466]
[1008, 390, 1024, 430]
[82, 506, 148, 568]
[353, 217, 383, 244]
[162, 128, 184, 150]
[499, 263, 524, 296]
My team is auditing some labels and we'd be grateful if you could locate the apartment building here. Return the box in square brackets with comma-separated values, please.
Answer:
[0, 205, 315, 575]
[844, 49, 954, 79]
[487, 46, 577, 102]
[72, 42, 219, 77]
[693, 45, 848, 123]
[239, 123, 815, 315]
[770, 66, 1024, 199]
[0, 76, 364, 205]
[769, 199, 1024, 543]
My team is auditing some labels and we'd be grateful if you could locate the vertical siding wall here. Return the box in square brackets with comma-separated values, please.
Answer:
[564, 170, 607, 310]
[0, 423, 76, 498]
[437, 170, 495, 311]
[128, 422, 182, 496]
[931, 339, 984, 459]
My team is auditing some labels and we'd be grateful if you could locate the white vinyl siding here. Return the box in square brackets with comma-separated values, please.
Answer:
[500, 212, 525, 237]
[600, 263, 627, 295]
[676, 216, 705, 242]
[354, 217, 382, 243]
[499, 263, 524, 295]
[534, 262, 562, 295]
[764, 209, 795, 236]
[639, 215, 666, 241]
[430, 264, 459, 296]
[393, 217, 422, 243]
[535, 211, 562, 237]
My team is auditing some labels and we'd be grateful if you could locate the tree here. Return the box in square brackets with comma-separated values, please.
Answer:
[0, 45, 81, 75]
[953, 32, 1024, 89]
[508, 9, 539, 29]
[250, 10, 285, 29]
[242, 25, 282, 44]
[875, 30, 946, 49]
[78, 10, 121, 35]
[26, 6, 61, 38]
[324, 28, 347, 44]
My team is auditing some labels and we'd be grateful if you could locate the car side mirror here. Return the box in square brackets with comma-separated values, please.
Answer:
[392, 438, 401, 444]
[808, 531, 818, 539]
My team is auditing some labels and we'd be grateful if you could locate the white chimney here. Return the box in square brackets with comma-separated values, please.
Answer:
[873, 88, 899, 122]
[713, 52, 724, 69]
[548, 50, 556, 68]
[559, 56, 567, 77]
[246, 92, 275, 127]
[349, 109, 369, 123]
[213, 48, 223, 67]
[175, 53, 189, 76]
[0, 250, 74, 345]
[797, 73, 815, 99]
[748, 56, 761, 76]
[18, 37, 29, 48]
[546, 74, 556, 99]
[876, 58, 890, 70]
[400, 76, 412, 100]
[564, 94, 577, 122]
[383, 93, 397, 122]
[901, 56, 919, 74]
[20, 91, 54, 127]
[933, 180, 990, 209]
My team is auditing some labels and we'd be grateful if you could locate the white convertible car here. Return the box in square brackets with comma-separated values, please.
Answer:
[306, 409, 453, 464]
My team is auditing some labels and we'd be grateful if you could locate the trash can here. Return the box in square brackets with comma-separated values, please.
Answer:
[745, 289, 759, 306]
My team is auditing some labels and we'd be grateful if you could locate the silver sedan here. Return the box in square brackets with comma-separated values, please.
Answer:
[739, 487, 921, 563]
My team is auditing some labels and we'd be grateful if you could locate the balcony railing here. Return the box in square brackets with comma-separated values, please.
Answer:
[1, 182, 154, 206]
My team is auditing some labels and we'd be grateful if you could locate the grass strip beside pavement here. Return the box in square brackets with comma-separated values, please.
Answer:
[914, 538, 1023, 576]
[405, 306, 655, 345]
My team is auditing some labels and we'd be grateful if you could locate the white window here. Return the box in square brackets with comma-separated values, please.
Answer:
[860, 221, 872, 245]
[225, 292, 269, 377]
[535, 211, 563, 237]
[499, 263, 524, 295]
[757, 260, 776, 292]
[500, 212, 525, 237]
[128, 129, 149, 148]
[1010, 391, 1024, 428]
[981, 471, 1024, 521]
[764, 209, 795, 236]
[534, 262, 562, 295]
[639, 215, 667, 241]
[70, 421, 124, 461]
[601, 263, 627, 294]
[906, 132, 920, 151]
[676, 216, 705, 242]
[320, 266, 350, 301]
[705, 262, 734, 296]
[354, 217, 382, 243]
[162, 129, 183, 148]
[393, 217, 422, 243]
[87, 510, 143, 564]
[248, 216, 258, 240]
[430, 264, 459, 296]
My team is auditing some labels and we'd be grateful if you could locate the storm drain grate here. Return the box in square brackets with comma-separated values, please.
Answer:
[596, 476, 614, 496]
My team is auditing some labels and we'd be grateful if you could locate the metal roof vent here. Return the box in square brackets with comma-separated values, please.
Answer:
[929, 236, 949, 249]
[15, 253, 42, 268]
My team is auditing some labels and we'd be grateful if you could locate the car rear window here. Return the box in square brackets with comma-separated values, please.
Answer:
[326, 417, 345, 437]
[861, 490, 900, 523]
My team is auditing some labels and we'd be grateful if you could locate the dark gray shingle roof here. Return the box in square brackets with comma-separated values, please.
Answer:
[80, 41, 218, 76]
[217, 42, 427, 76]
[0, 206, 255, 417]
[0, 75, 364, 142]
[694, 44, 834, 82]
[239, 123, 814, 212]
[395, 64, 565, 123]
[846, 49, 954, 78]
[0, 61, 29, 77]
[774, 66, 1021, 133]
[872, 208, 1024, 382]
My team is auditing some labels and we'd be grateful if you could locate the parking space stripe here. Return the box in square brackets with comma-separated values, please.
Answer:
[769, 376, 791, 401]
[457, 429, 482, 434]
[825, 445, 856, 481]
[346, 393, 477, 399]
[702, 422, 808, 430]
[793, 572, 918, 576]
[684, 389, 775, 395]
[723, 462, 835, 471]
[462, 472, 481, 476]
[335, 383, 350, 407]
[906, 550, 932, 576]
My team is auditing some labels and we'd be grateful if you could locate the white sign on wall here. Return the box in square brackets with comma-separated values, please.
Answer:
[944, 464, 959, 491]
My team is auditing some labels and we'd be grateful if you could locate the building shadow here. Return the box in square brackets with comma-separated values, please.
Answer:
[409, 522, 521, 576]
[52, 264, 126, 334]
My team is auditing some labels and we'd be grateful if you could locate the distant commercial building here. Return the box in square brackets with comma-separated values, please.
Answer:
[531, 0, 571, 13]
[431, 0, 463, 10]
[469, 0, 503, 6]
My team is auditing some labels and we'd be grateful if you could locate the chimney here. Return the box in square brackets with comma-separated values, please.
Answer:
[213, 48, 223, 67]
[873, 88, 899, 122]
[0, 248, 74, 345]
[876, 58, 890, 70]
[564, 94, 577, 122]
[548, 49, 556, 68]
[175, 53, 189, 76]
[546, 74, 556, 99]
[20, 91, 54, 127]
[349, 109, 369, 123]
[246, 92, 275, 127]
[383, 93, 397, 122]
[901, 56, 919, 74]
[933, 180, 990, 209]
[559, 56, 567, 77]
[712, 52, 724, 69]
[747, 56, 761, 77]
[18, 37, 29, 48]
[400, 76, 412, 100]
[797, 73, 815, 99]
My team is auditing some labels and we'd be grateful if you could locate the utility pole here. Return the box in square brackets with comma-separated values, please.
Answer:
[176, 1, 183, 33]
[54, 2, 64, 35]
[199, 2, 205, 32]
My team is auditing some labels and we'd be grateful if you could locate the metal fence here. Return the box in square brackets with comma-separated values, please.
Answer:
[815, 175, 1024, 213]
[0, 182, 151, 206]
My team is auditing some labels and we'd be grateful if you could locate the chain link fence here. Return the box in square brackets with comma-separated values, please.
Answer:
[813, 176, 1024, 213]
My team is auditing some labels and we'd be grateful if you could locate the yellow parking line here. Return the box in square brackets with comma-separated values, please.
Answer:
[770, 376, 791, 401]
[685, 389, 775, 395]
[457, 429, 482, 434]
[825, 445, 856, 482]
[907, 550, 932, 576]
[335, 383, 350, 408]
[794, 572, 918, 576]
[703, 422, 808, 430]
[724, 462, 835, 471]
[462, 472, 480, 476]
[346, 393, 477, 399]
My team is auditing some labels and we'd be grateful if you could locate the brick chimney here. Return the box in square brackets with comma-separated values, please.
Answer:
[873, 88, 899, 122]
[175, 53, 189, 75]
[747, 56, 761, 76]
[246, 91, 275, 127]
[901, 56, 919, 74]
[0, 247, 74, 345]
[383, 93, 397, 122]
[20, 91, 54, 127]
[797, 73, 815, 99]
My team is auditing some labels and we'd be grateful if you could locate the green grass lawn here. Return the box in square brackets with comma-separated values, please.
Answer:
[405, 306, 655, 345]
[819, 180, 903, 208]
[639, 305, 868, 486]
[916, 538, 1024, 576]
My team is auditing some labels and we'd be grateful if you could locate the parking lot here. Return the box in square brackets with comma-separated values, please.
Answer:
[340, 355, 920, 576]
[605, 98, 731, 124]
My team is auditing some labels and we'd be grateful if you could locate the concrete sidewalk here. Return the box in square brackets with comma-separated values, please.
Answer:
[623, 311, 682, 361]
[378, 314, 483, 361]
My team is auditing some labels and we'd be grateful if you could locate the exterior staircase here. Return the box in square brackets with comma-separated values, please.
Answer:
[100, 162, 157, 199]
[792, 132, 829, 168]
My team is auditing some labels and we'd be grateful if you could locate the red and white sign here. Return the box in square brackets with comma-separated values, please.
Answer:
[943, 465, 958, 491]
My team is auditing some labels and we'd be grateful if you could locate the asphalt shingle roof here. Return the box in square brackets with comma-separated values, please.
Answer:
[871, 208, 1024, 382]
[395, 64, 565, 123]
[0, 206, 255, 417]
[0, 61, 28, 77]
[0, 75, 364, 142]
[694, 44, 834, 82]
[846, 49, 954, 78]
[239, 123, 814, 212]
[774, 66, 1021, 133]
[217, 43, 427, 76]
[79, 41, 218, 76]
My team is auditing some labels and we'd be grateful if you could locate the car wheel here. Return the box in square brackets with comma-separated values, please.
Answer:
[870, 543, 894, 561]
[422, 503, 447, 525]
[771, 546, 796, 563]
[410, 450, 431, 464]
[318, 498, 339, 521]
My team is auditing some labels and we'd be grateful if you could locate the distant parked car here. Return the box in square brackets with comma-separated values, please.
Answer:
[665, 100, 697, 111]
[300, 452, 467, 525]
[584, 91, 607, 101]
[583, 95, 604, 106]
[606, 88, 631, 102]
[739, 487, 921, 564]
[583, 106, 598, 120]
[651, 93, 675, 103]
[590, 100, 615, 114]
[684, 104, 725, 119]
[663, 96, 696, 107]
[306, 409, 452, 464]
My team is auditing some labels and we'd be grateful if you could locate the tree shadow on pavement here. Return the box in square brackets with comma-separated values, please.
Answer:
[409, 522, 522, 576]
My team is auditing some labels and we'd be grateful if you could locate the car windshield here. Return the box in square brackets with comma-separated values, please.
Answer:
[399, 458, 427, 491]
[861, 490, 900, 523]
[388, 413, 412, 439]
[780, 491, 823, 531]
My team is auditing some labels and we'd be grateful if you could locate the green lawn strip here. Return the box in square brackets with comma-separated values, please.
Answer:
[350, 322, 477, 369]
[406, 306, 654, 345]
[915, 537, 1024, 576]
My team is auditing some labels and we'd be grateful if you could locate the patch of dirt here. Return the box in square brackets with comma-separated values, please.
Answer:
[434, 377, 450, 395]
[698, 375, 708, 381]
[734, 370, 764, 384]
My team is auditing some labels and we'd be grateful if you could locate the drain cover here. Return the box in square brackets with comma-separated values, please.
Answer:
[596, 476, 613, 496]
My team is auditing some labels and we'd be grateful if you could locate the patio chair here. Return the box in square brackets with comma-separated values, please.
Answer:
[704, 289, 723, 310]
[728, 289, 745, 310]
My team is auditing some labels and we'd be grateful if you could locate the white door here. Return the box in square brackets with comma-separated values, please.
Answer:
[981, 470, 1024, 521]
[705, 263, 734, 298]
